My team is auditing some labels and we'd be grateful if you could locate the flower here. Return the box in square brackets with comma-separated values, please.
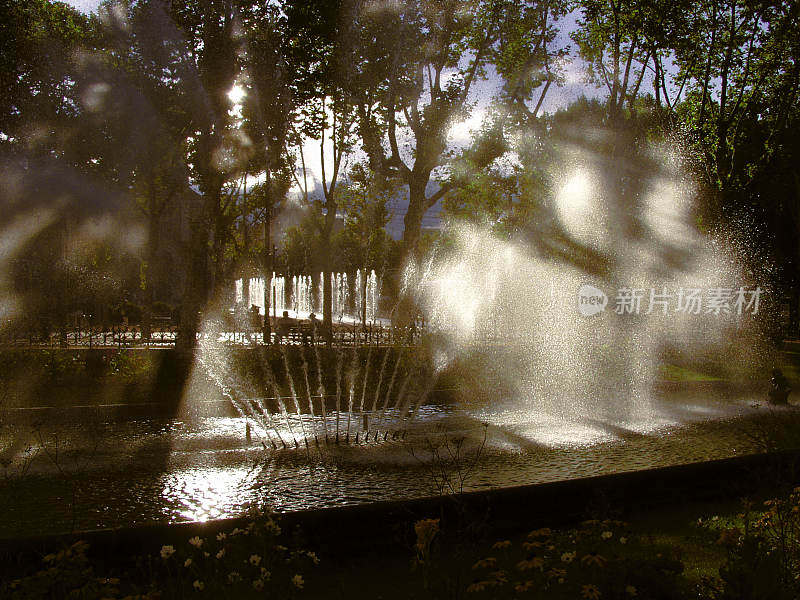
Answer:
[581, 583, 602, 599]
[581, 553, 608, 568]
[516, 557, 545, 571]
[216, 532, 227, 542]
[528, 528, 552, 538]
[467, 581, 490, 593]
[193, 580, 204, 591]
[264, 520, 281, 535]
[227, 571, 241, 584]
[252, 579, 264, 591]
[249, 554, 262, 566]
[489, 570, 508, 583]
[306, 551, 320, 565]
[260, 567, 271, 579]
[523, 541, 543, 550]
[619, 537, 627, 545]
[188, 536, 203, 548]
[472, 557, 497, 570]
[626, 585, 637, 596]
[216, 549, 225, 559]
[492, 540, 512, 550]
[292, 574, 304, 589]
[184, 558, 193, 568]
[546, 568, 566, 580]
[160, 545, 175, 560]
[515, 580, 535, 592]
[601, 531, 613, 540]
[561, 551, 576, 563]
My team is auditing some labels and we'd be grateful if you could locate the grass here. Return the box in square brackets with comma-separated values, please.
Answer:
[658, 364, 724, 382]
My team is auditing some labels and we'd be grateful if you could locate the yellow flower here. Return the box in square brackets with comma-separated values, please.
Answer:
[252, 579, 264, 591]
[489, 570, 508, 583]
[192, 580, 204, 591]
[561, 551, 576, 563]
[472, 557, 497, 570]
[514, 580, 535, 592]
[249, 554, 261, 566]
[216, 532, 227, 542]
[581, 553, 607, 567]
[619, 537, 628, 545]
[188, 536, 203, 548]
[414, 519, 440, 558]
[523, 541, 543, 550]
[292, 574, 304, 589]
[581, 583, 602, 599]
[492, 540, 512, 550]
[306, 551, 320, 565]
[227, 571, 241, 584]
[601, 531, 613, 540]
[467, 581, 490, 593]
[528, 528, 552, 538]
[260, 567, 271, 579]
[626, 585, 637, 596]
[216, 549, 225, 559]
[546, 568, 566, 579]
[516, 557, 545, 571]
[160, 545, 175, 560]
[184, 558, 192, 568]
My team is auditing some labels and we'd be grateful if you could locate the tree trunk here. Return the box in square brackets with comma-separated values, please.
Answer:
[401, 178, 428, 261]
[263, 208, 272, 342]
[142, 210, 160, 343]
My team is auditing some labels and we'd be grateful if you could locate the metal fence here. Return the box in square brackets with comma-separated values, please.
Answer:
[0, 320, 423, 349]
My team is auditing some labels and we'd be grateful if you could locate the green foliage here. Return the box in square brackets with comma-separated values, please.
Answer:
[1, 508, 316, 599]
[460, 519, 686, 599]
[3, 540, 124, 600]
[697, 491, 800, 600]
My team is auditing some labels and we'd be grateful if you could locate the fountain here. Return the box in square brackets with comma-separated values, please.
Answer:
[235, 269, 379, 326]
[219, 135, 774, 454]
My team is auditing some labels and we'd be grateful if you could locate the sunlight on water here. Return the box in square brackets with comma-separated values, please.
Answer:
[161, 467, 257, 523]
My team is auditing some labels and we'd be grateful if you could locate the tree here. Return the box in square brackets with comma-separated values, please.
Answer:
[353, 0, 508, 260]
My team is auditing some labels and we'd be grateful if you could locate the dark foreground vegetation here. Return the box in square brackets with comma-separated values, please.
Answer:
[2, 461, 800, 599]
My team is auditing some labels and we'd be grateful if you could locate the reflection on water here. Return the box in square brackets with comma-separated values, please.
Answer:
[0, 393, 796, 538]
[161, 467, 258, 523]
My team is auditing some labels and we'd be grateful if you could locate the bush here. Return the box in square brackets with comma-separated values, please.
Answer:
[698, 490, 800, 599]
[413, 518, 688, 599]
[1, 507, 317, 599]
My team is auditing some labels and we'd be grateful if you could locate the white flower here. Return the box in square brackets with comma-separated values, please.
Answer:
[184, 558, 192, 568]
[216, 532, 227, 542]
[561, 551, 576, 563]
[216, 549, 225, 559]
[601, 531, 613, 540]
[189, 536, 204, 548]
[193, 580, 204, 591]
[248, 554, 261, 566]
[160, 545, 175, 560]
[292, 574, 304, 589]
